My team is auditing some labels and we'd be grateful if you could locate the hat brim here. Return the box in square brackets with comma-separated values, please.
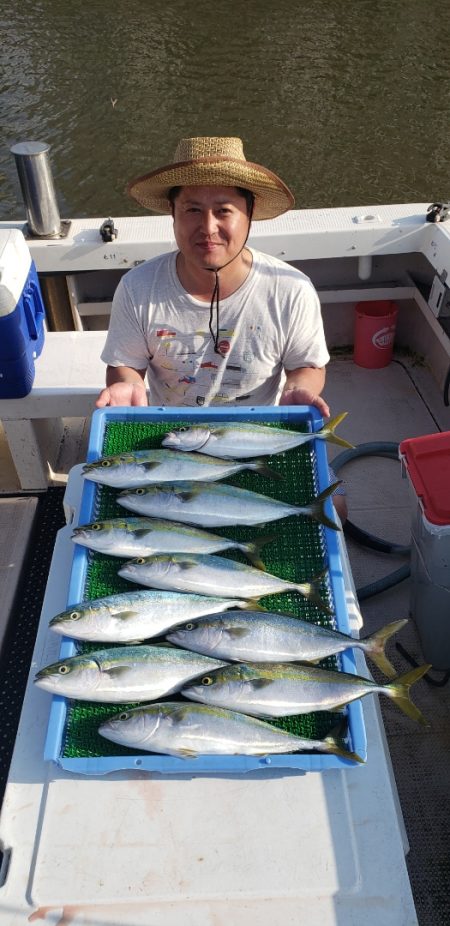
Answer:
[126, 156, 294, 220]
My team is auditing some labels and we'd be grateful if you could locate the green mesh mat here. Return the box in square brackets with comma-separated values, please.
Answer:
[61, 418, 343, 760]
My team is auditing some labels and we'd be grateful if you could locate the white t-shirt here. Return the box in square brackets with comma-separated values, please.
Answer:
[101, 247, 329, 407]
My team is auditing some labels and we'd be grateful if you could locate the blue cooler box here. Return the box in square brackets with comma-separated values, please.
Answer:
[0, 228, 46, 398]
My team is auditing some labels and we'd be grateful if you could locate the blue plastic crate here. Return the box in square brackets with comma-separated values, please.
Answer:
[44, 405, 367, 775]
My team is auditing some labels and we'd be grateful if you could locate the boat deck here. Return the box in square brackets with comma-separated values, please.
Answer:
[0, 352, 449, 924]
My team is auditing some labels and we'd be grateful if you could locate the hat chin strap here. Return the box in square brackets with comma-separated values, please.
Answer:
[205, 207, 253, 355]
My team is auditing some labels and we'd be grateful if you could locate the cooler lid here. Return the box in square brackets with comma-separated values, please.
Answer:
[399, 431, 450, 525]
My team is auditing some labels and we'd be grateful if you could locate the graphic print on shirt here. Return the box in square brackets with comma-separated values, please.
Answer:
[149, 324, 242, 402]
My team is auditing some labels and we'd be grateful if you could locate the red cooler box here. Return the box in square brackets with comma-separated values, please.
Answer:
[400, 431, 450, 669]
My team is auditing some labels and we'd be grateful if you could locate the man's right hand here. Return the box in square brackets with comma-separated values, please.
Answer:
[96, 381, 148, 408]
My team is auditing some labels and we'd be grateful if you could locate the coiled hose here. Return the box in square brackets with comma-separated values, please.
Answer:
[331, 442, 411, 600]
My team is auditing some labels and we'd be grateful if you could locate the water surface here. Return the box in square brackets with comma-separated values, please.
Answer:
[1, 0, 449, 220]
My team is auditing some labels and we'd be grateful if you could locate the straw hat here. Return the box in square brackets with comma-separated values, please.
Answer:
[127, 137, 294, 220]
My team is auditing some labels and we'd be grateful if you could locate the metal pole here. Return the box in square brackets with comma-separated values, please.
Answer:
[10, 141, 62, 237]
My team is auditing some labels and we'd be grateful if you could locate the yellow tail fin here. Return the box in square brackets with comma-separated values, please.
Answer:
[386, 664, 432, 725]
[361, 618, 408, 678]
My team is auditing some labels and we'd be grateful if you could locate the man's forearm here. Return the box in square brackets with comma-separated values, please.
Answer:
[106, 365, 147, 386]
[284, 366, 326, 395]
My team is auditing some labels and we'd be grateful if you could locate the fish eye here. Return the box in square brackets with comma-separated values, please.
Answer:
[91, 523, 102, 531]
[201, 676, 213, 686]
[58, 664, 70, 674]
[136, 558, 146, 565]
[118, 712, 130, 721]
[185, 622, 196, 631]
[136, 488, 145, 495]
[69, 611, 80, 620]
[177, 427, 189, 433]
[101, 460, 111, 468]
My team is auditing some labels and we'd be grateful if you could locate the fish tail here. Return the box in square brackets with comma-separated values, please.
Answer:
[307, 718, 365, 763]
[295, 569, 333, 615]
[360, 618, 408, 678]
[250, 460, 284, 480]
[320, 413, 354, 449]
[241, 535, 275, 571]
[303, 482, 342, 531]
[385, 664, 432, 725]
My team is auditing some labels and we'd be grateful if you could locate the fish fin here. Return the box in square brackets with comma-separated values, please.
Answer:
[295, 568, 333, 615]
[251, 678, 275, 689]
[101, 665, 132, 678]
[319, 413, 354, 449]
[240, 600, 267, 611]
[243, 534, 275, 571]
[386, 664, 432, 725]
[180, 561, 198, 571]
[250, 460, 284, 480]
[142, 462, 162, 471]
[361, 618, 408, 678]
[116, 610, 141, 621]
[226, 627, 251, 638]
[178, 748, 199, 759]
[178, 489, 202, 502]
[303, 482, 342, 531]
[131, 529, 155, 539]
[323, 719, 365, 763]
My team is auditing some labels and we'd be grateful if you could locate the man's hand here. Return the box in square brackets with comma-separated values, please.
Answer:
[96, 381, 148, 408]
[280, 386, 330, 419]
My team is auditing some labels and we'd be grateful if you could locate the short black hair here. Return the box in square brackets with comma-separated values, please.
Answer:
[168, 185, 255, 218]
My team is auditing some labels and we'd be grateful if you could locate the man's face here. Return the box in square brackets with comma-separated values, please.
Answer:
[172, 185, 250, 271]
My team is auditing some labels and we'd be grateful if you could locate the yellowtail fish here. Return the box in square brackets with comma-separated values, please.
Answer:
[48, 591, 254, 643]
[82, 449, 277, 488]
[118, 553, 332, 613]
[167, 613, 408, 678]
[117, 480, 341, 531]
[161, 414, 354, 458]
[181, 662, 430, 724]
[34, 645, 228, 702]
[98, 701, 363, 761]
[72, 517, 270, 568]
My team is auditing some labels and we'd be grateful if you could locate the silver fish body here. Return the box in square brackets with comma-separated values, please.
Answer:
[34, 645, 227, 702]
[118, 553, 331, 612]
[117, 480, 339, 531]
[181, 662, 430, 724]
[71, 517, 268, 566]
[48, 591, 252, 643]
[82, 449, 274, 488]
[98, 701, 363, 761]
[161, 414, 353, 458]
[166, 612, 407, 677]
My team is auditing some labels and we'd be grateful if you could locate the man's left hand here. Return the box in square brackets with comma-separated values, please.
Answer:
[280, 387, 330, 419]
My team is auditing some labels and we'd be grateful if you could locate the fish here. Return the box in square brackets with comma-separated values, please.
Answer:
[117, 480, 341, 532]
[71, 517, 270, 568]
[180, 662, 431, 724]
[98, 701, 364, 761]
[161, 414, 354, 458]
[34, 645, 227, 702]
[48, 591, 255, 643]
[118, 553, 332, 613]
[166, 613, 408, 678]
[82, 449, 277, 488]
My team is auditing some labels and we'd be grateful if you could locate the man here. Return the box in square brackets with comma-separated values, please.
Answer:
[96, 136, 330, 416]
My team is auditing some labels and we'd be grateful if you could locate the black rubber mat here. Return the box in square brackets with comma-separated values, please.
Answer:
[0, 488, 66, 809]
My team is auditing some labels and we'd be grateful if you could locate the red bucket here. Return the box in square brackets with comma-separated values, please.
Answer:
[353, 300, 398, 369]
